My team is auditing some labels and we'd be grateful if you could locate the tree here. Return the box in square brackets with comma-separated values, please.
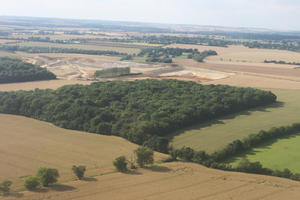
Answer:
[113, 156, 128, 172]
[0, 180, 12, 195]
[36, 168, 59, 187]
[135, 147, 154, 168]
[72, 165, 86, 180]
[23, 176, 40, 190]
[177, 146, 195, 161]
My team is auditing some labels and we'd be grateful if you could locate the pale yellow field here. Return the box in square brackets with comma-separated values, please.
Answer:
[4, 162, 300, 200]
[0, 114, 167, 190]
[0, 80, 92, 91]
[167, 44, 300, 64]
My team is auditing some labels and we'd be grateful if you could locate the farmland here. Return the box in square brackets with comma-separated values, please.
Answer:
[4, 162, 300, 200]
[0, 113, 167, 190]
[171, 89, 300, 153]
[230, 133, 300, 173]
[167, 44, 300, 65]
[1, 15, 300, 199]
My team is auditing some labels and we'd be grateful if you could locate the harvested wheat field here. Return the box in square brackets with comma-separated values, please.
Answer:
[174, 58, 300, 81]
[205, 74, 300, 90]
[4, 162, 300, 200]
[0, 80, 92, 91]
[168, 44, 300, 64]
[0, 114, 167, 190]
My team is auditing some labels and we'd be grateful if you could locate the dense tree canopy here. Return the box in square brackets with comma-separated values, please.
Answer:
[0, 45, 127, 56]
[0, 79, 276, 152]
[0, 57, 56, 83]
[138, 47, 217, 63]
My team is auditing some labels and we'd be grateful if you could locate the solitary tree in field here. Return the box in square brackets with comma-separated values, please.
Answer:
[72, 165, 86, 180]
[23, 176, 40, 190]
[0, 180, 12, 195]
[113, 156, 128, 172]
[36, 168, 59, 187]
[135, 147, 154, 168]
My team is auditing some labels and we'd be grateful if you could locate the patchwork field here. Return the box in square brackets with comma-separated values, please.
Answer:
[171, 89, 300, 153]
[230, 133, 300, 173]
[4, 162, 300, 200]
[168, 44, 300, 64]
[0, 114, 167, 190]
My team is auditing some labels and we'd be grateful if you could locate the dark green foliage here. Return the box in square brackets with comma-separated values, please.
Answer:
[177, 146, 195, 161]
[0, 180, 12, 195]
[23, 176, 40, 190]
[243, 41, 300, 52]
[139, 47, 198, 57]
[120, 55, 133, 61]
[0, 79, 276, 151]
[192, 50, 218, 62]
[139, 47, 217, 63]
[135, 147, 154, 168]
[0, 57, 56, 83]
[94, 67, 130, 78]
[113, 156, 128, 172]
[140, 47, 198, 63]
[146, 57, 172, 63]
[129, 35, 232, 47]
[264, 60, 300, 66]
[236, 158, 271, 174]
[211, 123, 300, 162]
[36, 168, 59, 187]
[170, 123, 300, 182]
[72, 165, 86, 180]
[143, 136, 169, 153]
[0, 45, 127, 56]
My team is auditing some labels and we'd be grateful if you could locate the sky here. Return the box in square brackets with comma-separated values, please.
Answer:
[0, 0, 300, 31]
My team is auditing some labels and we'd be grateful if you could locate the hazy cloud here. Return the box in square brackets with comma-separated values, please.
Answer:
[0, 0, 299, 30]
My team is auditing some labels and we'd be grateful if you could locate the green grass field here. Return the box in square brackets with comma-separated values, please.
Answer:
[171, 89, 300, 153]
[12, 41, 141, 54]
[230, 133, 300, 173]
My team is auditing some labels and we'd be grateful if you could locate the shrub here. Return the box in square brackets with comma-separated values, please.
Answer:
[177, 146, 195, 162]
[0, 180, 12, 195]
[72, 165, 86, 180]
[135, 147, 154, 168]
[113, 156, 128, 172]
[23, 176, 40, 190]
[36, 168, 59, 187]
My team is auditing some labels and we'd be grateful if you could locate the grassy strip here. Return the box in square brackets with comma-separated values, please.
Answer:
[169, 123, 300, 182]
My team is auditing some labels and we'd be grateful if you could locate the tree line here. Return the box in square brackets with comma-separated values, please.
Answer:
[243, 41, 300, 52]
[138, 47, 217, 63]
[109, 35, 233, 47]
[0, 45, 127, 56]
[264, 60, 300, 66]
[0, 57, 56, 83]
[169, 123, 300, 181]
[0, 79, 276, 153]
[94, 67, 131, 78]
